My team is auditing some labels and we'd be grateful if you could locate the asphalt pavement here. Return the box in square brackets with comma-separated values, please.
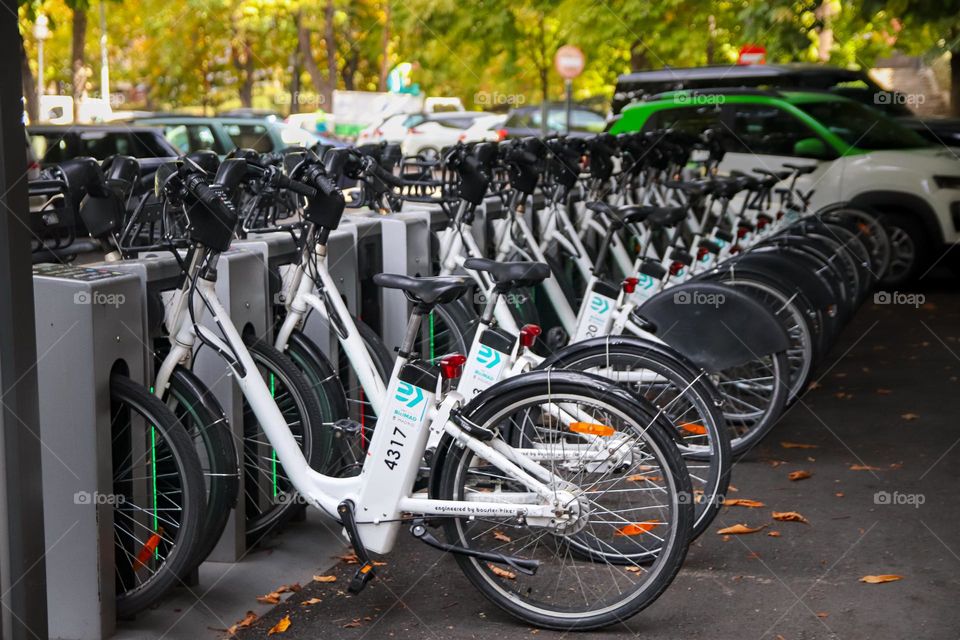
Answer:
[232, 274, 960, 640]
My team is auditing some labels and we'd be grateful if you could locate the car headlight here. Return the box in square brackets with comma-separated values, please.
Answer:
[934, 175, 960, 190]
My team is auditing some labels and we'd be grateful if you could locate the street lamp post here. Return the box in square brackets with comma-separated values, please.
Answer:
[33, 14, 50, 119]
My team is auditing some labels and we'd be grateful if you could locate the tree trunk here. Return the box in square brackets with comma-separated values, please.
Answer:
[378, 0, 391, 91]
[297, 16, 325, 98]
[72, 7, 88, 118]
[343, 49, 358, 91]
[630, 39, 648, 72]
[289, 48, 302, 115]
[951, 48, 960, 118]
[323, 0, 336, 108]
[233, 40, 255, 108]
[20, 37, 38, 123]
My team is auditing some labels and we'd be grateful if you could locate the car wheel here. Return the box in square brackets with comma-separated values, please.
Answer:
[877, 212, 928, 287]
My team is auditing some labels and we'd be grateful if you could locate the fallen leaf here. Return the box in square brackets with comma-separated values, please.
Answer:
[268, 615, 291, 635]
[625, 565, 643, 574]
[806, 456, 816, 463]
[493, 531, 512, 543]
[342, 619, 363, 628]
[276, 583, 301, 593]
[835, 492, 845, 498]
[834, 392, 849, 399]
[781, 442, 819, 449]
[767, 531, 781, 537]
[301, 597, 323, 606]
[227, 611, 258, 635]
[834, 372, 848, 378]
[772, 511, 809, 524]
[807, 381, 821, 391]
[626, 474, 662, 483]
[257, 593, 281, 605]
[859, 574, 903, 584]
[767, 460, 787, 468]
[817, 612, 829, 618]
[747, 552, 761, 560]
[876, 388, 892, 395]
[849, 464, 881, 471]
[788, 470, 812, 481]
[900, 413, 919, 421]
[313, 575, 337, 583]
[615, 521, 663, 536]
[728, 485, 739, 492]
[724, 498, 766, 508]
[717, 523, 766, 535]
[337, 553, 360, 564]
[889, 462, 903, 470]
[488, 564, 517, 580]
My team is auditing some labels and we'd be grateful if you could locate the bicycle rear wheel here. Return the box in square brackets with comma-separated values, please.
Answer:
[111, 373, 204, 617]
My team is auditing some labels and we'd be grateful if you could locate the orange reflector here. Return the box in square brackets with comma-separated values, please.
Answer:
[570, 422, 616, 437]
[134, 528, 164, 569]
[360, 563, 373, 574]
[614, 521, 663, 537]
[680, 423, 707, 435]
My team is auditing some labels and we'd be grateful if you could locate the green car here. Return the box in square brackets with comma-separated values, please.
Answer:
[609, 89, 960, 285]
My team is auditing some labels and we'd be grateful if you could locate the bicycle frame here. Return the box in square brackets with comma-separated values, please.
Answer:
[152, 246, 588, 555]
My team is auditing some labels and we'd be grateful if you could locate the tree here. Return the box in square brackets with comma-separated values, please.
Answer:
[66, 0, 90, 112]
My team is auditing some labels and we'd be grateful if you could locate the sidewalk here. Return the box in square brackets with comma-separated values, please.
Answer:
[233, 276, 960, 640]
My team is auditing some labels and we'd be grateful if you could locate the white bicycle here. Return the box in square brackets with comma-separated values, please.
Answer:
[152, 158, 695, 630]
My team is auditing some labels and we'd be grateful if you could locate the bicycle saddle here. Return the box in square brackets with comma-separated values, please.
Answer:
[585, 202, 654, 226]
[645, 206, 687, 228]
[373, 273, 471, 307]
[664, 179, 712, 196]
[463, 258, 550, 290]
[783, 162, 817, 175]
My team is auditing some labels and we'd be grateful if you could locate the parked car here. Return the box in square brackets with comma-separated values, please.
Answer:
[612, 63, 960, 146]
[27, 124, 178, 172]
[133, 116, 343, 155]
[356, 113, 412, 145]
[458, 114, 509, 143]
[399, 111, 492, 157]
[501, 104, 607, 138]
[217, 108, 284, 121]
[611, 89, 960, 285]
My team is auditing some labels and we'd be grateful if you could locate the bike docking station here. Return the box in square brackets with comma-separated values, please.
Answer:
[32, 263, 148, 640]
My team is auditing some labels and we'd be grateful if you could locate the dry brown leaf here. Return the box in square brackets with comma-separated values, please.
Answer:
[788, 470, 812, 481]
[301, 597, 323, 606]
[817, 612, 829, 618]
[781, 442, 819, 449]
[276, 583, 301, 593]
[767, 531, 781, 537]
[807, 381, 821, 391]
[257, 593, 281, 605]
[767, 460, 787, 468]
[724, 498, 766, 508]
[889, 462, 903, 470]
[835, 492, 845, 498]
[859, 574, 903, 584]
[834, 392, 849, 399]
[227, 610, 258, 635]
[626, 474, 662, 482]
[716, 523, 766, 535]
[313, 575, 337, 583]
[901, 413, 919, 421]
[876, 388, 892, 395]
[614, 521, 663, 536]
[772, 511, 809, 524]
[268, 615, 292, 635]
[849, 464, 881, 471]
[337, 552, 360, 564]
[342, 619, 363, 628]
[488, 564, 517, 580]
[625, 566, 643, 574]
[806, 456, 817, 463]
[493, 531, 512, 543]
[728, 485, 739, 492]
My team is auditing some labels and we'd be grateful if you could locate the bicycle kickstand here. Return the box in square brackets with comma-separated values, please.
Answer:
[337, 500, 378, 594]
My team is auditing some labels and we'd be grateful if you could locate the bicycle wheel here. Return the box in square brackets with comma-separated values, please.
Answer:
[111, 373, 204, 617]
[437, 371, 693, 630]
[541, 337, 731, 539]
[165, 366, 239, 574]
[242, 338, 326, 545]
[418, 299, 479, 363]
[714, 350, 790, 456]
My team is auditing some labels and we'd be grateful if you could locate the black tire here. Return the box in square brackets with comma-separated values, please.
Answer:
[419, 299, 479, 363]
[242, 338, 326, 546]
[541, 337, 731, 539]
[716, 350, 790, 457]
[165, 366, 239, 575]
[876, 212, 930, 286]
[111, 373, 204, 617]
[437, 371, 693, 630]
[355, 316, 394, 379]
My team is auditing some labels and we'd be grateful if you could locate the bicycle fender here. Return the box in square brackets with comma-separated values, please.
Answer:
[635, 282, 790, 372]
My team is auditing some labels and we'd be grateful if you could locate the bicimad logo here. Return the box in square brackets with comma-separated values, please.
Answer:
[590, 296, 610, 313]
[394, 382, 424, 408]
[476, 345, 502, 369]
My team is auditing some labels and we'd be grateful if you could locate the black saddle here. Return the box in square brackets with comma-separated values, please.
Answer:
[463, 258, 550, 291]
[373, 274, 470, 307]
[585, 202, 656, 226]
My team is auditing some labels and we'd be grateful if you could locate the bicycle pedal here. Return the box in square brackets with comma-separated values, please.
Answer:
[546, 326, 568, 350]
[348, 561, 377, 594]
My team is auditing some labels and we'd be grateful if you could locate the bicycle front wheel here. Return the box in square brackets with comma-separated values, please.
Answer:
[437, 371, 693, 630]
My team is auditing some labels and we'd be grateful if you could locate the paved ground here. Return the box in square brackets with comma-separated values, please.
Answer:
[229, 275, 960, 640]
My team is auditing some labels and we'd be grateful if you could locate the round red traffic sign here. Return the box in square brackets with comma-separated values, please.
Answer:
[554, 45, 585, 79]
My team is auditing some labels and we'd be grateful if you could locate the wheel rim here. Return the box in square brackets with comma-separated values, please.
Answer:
[886, 226, 916, 282]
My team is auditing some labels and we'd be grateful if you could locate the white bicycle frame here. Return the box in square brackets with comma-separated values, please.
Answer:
[152, 247, 587, 555]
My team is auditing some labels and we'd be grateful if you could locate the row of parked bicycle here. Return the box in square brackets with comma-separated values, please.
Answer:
[29, 127, 888, 629]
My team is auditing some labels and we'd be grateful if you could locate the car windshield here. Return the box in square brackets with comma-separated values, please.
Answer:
[795, 100, 930, 150]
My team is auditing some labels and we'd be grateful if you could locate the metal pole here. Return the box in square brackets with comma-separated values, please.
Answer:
[99, 0, 109, 103]
[564, 79, 572, 134]
[1, 11, 49, 640]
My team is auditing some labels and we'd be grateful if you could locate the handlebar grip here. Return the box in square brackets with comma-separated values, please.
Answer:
[275, 173, 318, 199]
[370, 162, 405, 188]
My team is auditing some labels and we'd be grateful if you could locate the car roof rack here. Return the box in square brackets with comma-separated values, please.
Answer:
[648, 88, 783, 100]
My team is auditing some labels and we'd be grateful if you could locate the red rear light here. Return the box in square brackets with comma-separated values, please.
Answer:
[439, 353, 467, 380]
[697, 247, 709, 260]
[496, 129, 508, 141]
[375, 128, 382, 136]
[669, 261, 684, 276]
[458, 133, 467, 142]
[757, 218, 768, 230]
[622, 277, 639, 293]
[737, 227, 748, 239]
[519, 324, 542, 348]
